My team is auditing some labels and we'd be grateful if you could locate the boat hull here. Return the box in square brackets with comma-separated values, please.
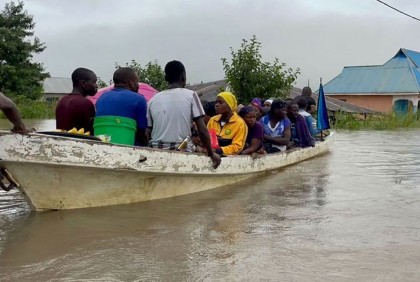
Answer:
[0, 131, 334, 211]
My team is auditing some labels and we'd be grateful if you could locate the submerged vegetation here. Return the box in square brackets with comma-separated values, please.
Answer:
[333, 112, 420, 130]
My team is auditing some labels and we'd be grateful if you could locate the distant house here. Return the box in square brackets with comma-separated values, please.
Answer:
[43, 77, 72, 102]
[323, 48, 420, 114]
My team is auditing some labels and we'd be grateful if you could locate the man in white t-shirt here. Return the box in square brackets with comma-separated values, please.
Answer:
[147, 60, 221, 169]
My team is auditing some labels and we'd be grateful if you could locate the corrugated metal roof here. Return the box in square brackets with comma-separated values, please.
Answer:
[187, 80, 375, 114]
[404, 49, 420, 67]
[187, 80, 227, 101]
[290, 87, 376, 114]
[324, 48, 420, 95]
[43, 77, 72, 94]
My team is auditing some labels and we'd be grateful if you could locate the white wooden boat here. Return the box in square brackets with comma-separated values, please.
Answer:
[0, 130, 334, 211]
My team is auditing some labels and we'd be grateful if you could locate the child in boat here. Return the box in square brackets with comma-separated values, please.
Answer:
[259, 99, 292, 153]
[207, 92, 247, 155]
[238, 106, 265, 155]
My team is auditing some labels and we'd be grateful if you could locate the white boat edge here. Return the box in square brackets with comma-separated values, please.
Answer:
[0, 130, 335, 211]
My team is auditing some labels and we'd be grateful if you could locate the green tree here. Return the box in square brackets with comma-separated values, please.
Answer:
[97, 77, 108, 88]
[0, 1, 49, 100]
[116, 60, 167, 91]
[222, 35, 299, 103]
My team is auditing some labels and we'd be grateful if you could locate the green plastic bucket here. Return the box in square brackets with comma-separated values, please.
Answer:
[93, 116, 137, 145]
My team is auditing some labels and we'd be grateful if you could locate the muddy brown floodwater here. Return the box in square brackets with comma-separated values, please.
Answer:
[1, 120, 420, 281]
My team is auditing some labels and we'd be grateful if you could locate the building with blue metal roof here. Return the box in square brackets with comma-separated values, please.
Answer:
[323, 48, 420, 114]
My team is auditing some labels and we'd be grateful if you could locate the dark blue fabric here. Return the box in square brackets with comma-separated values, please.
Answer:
[96, 88, 147, 129]
[296, 115, 315, 147]
[317, 83, 330, 130]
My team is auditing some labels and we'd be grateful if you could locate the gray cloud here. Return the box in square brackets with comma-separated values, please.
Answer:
[22, 0, 420, 89]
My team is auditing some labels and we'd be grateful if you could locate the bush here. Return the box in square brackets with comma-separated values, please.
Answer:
[0, 96, 56, 119]
[222, 35, 300, 103]
[333, 112, 420, 130]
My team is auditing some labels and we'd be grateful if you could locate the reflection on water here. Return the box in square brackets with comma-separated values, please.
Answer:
[1, 121, 420, 281]
[0, 119, 56, 132]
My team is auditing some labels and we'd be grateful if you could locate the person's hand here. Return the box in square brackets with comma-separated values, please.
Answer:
[11, 126, 33, 134]
[287, 141, 295, 149]
[209, 153, 221, 169]
[256, 147, 266, 155]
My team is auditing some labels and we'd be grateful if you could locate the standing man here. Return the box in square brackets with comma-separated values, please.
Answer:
[0, 92, 28, 133]
[301, 86, 316, 109]
[55, 68, 98, 134]
[147, 60, 221, 169]
[95, 67, 148, 146]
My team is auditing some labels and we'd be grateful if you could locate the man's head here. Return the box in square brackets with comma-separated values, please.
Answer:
[302, 86, 312, 97]
[71, 68, 98, 97]
[306, 97, 317, 114]
[296, 96, 308, 110]
[269, 99, 287, 120]
[284, 97, 294, 106]
[263, 99, 273, 107]
[164, 60, 186, 87]
[216, 92, 237, 115]
[238, 106, 257, 128]
[113, 67, 139, 93]
[287, 102, 299, 118]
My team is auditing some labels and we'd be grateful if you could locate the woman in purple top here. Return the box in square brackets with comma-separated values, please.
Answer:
[238, 106, 264, 155]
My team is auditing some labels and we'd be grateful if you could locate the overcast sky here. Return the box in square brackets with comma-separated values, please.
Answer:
[20, 0, 420, 89]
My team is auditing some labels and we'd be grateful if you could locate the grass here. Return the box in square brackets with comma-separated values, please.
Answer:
[333, 112, 420, 130]
[0, 97, 56, 119]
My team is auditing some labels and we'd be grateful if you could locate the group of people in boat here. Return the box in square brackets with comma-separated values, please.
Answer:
[0, 60, 327, 169]
[199, 86, 324, 156]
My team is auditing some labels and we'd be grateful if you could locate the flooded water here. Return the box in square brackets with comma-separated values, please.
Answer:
[1, 120, 420, 281]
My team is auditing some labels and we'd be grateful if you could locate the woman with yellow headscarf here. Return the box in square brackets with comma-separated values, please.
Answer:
[207, 92, 248, 155]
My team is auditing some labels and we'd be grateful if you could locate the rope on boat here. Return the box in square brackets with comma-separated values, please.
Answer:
[0, 168, 18, 192]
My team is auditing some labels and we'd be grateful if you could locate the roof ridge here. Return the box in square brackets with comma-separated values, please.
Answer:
[401, 48, 420, 68]
[400, 49, 420, 91]
[344, 65, 382, 68]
